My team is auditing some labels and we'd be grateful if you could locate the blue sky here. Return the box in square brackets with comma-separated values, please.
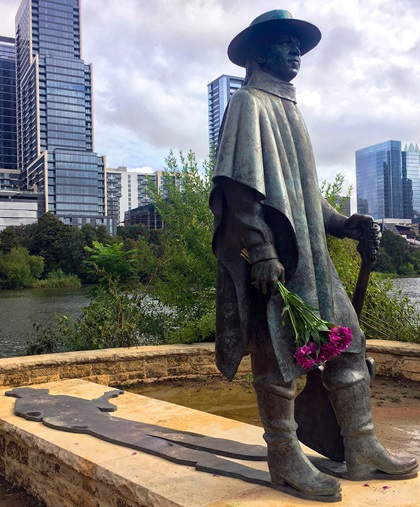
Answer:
[1, 0, 420, 207]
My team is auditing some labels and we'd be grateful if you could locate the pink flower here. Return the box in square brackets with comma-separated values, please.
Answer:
[327, 326, 352, 354]
[318, 342, 339, 361]
[307, 341, 318, 354]
[294, 345, 316, 369]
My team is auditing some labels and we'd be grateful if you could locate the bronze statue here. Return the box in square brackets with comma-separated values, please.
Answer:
[210, 9, 418, 500]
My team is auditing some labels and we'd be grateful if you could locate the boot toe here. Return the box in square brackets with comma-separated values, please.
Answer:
[347, 452, 418, 480]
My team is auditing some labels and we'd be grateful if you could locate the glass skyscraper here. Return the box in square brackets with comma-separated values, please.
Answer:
[0, 36, 19, 190]
[208, 74, 244, 151]
[15, 0, 110, 228]
[355, 140, 403, 220]
[402, 143, 420, 224]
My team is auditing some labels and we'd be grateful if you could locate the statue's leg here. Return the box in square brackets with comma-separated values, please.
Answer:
[251, 346, 341, 496]
[322, 351, 418, 480]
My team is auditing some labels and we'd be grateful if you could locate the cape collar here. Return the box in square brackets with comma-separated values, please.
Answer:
[246, 71, 297, 103]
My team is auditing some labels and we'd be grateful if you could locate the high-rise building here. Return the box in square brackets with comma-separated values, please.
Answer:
[106, 167, 157, 225]
[355, 140, 403, 220]
[14, 0, 111, 230]
[0, 36, 19, 190]
[402, 143, 420, 224]
[106, 167, 181, 229]
[208, 74, 244, 151]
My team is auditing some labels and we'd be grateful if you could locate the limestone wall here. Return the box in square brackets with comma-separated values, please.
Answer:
[365, 339, 420, 382]
[0, 339, 418, 390]
[0, 343, 251, 389]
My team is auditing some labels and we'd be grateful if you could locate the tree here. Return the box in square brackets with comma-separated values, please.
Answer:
[375, 230, 413, 275]
[0, 247, 44, 289]
[0, 227, 20, 254]
[30, 213, 86, 277]
[147, 150, 216, 342]
[84, 241, 137, 285]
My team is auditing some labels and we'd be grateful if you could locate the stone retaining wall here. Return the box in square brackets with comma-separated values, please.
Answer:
[365, 339, 420, 382]
[0, 339, 418, 390]
[0, 343, 251, 389]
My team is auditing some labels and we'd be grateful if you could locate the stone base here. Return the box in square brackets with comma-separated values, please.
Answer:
[0, 379, 418, 507]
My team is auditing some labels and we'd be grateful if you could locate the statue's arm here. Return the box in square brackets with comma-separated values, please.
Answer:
[320, 195, 348, 238]
[222, 178, 285, 294]
[320, 195, 377, 242]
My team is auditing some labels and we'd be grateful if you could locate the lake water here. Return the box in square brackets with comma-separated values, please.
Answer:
[0, 287, 89, 358]
[390, 277, 420, 310]
[0, 278, 419, 359]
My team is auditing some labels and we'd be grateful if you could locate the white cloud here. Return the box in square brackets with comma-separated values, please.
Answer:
[1, 0, 420, 204]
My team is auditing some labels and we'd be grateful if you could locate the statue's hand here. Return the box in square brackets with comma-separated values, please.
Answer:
[343, 213, 377, 241]
[251, 258, 285, 295]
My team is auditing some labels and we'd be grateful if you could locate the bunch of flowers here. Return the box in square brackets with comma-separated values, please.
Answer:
[277, 281, 352, 369]
[241, 250, 352, 369]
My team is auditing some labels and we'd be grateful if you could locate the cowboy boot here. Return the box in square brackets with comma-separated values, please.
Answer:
[254, 380, 341, 496]
[329, 378, 418, 480]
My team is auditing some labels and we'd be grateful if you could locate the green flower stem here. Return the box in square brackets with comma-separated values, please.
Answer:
[240, 250, 333, 348]
[276, 281, 333, 347]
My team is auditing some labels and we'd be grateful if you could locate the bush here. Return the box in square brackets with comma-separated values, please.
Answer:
[30, 274, 81, 288]
[0, 247, 44, 289]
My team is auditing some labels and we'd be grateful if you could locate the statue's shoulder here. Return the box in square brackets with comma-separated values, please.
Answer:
[229, 85, 263, 111]
[232, 85, 260, 99]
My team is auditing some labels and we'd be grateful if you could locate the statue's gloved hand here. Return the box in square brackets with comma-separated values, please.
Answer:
[343, 213, 380, 243]
[251, 258, 285, 295]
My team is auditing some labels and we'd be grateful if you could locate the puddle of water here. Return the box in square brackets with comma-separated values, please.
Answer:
[130, 379, 262, 427]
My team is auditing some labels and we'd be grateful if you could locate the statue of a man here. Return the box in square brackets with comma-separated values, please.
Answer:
[210, 9, 417, 499]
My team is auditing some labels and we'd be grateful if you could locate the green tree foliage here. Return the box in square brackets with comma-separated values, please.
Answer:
[0, 226, 21, 253]
[0, 247, 44, 289]
[84, 241, 137, 285]
[374, 229, 419, 275]
[147, 150, 216, 342]
[30, 213, 84, 276]
[26, 242, 162, 353]
[0, 214, 116, 287]
[25, 150, 216, 353]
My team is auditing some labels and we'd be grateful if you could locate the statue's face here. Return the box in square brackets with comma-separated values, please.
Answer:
[259, 34, 301, 82]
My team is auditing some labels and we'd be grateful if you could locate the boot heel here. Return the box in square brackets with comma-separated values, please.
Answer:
[347, 463, 372, 480]
[270, 475, 286, 486]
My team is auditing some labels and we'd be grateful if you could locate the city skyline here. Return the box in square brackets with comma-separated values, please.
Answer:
[13, 0, 111, 231]
[356, 140, 420, 223]
[1, 0, 420, 204]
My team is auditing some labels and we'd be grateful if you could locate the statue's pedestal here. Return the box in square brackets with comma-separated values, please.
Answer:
[0, 379, 417, 507]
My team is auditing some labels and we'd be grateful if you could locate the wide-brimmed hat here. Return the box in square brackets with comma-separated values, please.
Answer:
[228, 10, 321, 67]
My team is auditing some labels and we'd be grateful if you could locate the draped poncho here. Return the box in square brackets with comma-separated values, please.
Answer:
[209, 71, 362, 383]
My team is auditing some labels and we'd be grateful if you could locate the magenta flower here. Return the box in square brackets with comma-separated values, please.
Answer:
[294, 347, 316, 369]
[240, 249, 353, 369]
[294, 325, 352, 369]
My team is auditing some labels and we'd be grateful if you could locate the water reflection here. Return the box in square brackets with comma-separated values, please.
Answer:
[389, 277, 420, 311]
[0, 287, 89, 358]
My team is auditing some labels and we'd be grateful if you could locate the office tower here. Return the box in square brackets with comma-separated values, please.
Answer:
[355, 140, 403, 220]
[107, 167, 181, 228]
[208, 74, 244, 151]
[15, 0, 111, 230]
[402, 143, 420, 224]
[0, 36, 19, 190]
[107, 167, 157, 225]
